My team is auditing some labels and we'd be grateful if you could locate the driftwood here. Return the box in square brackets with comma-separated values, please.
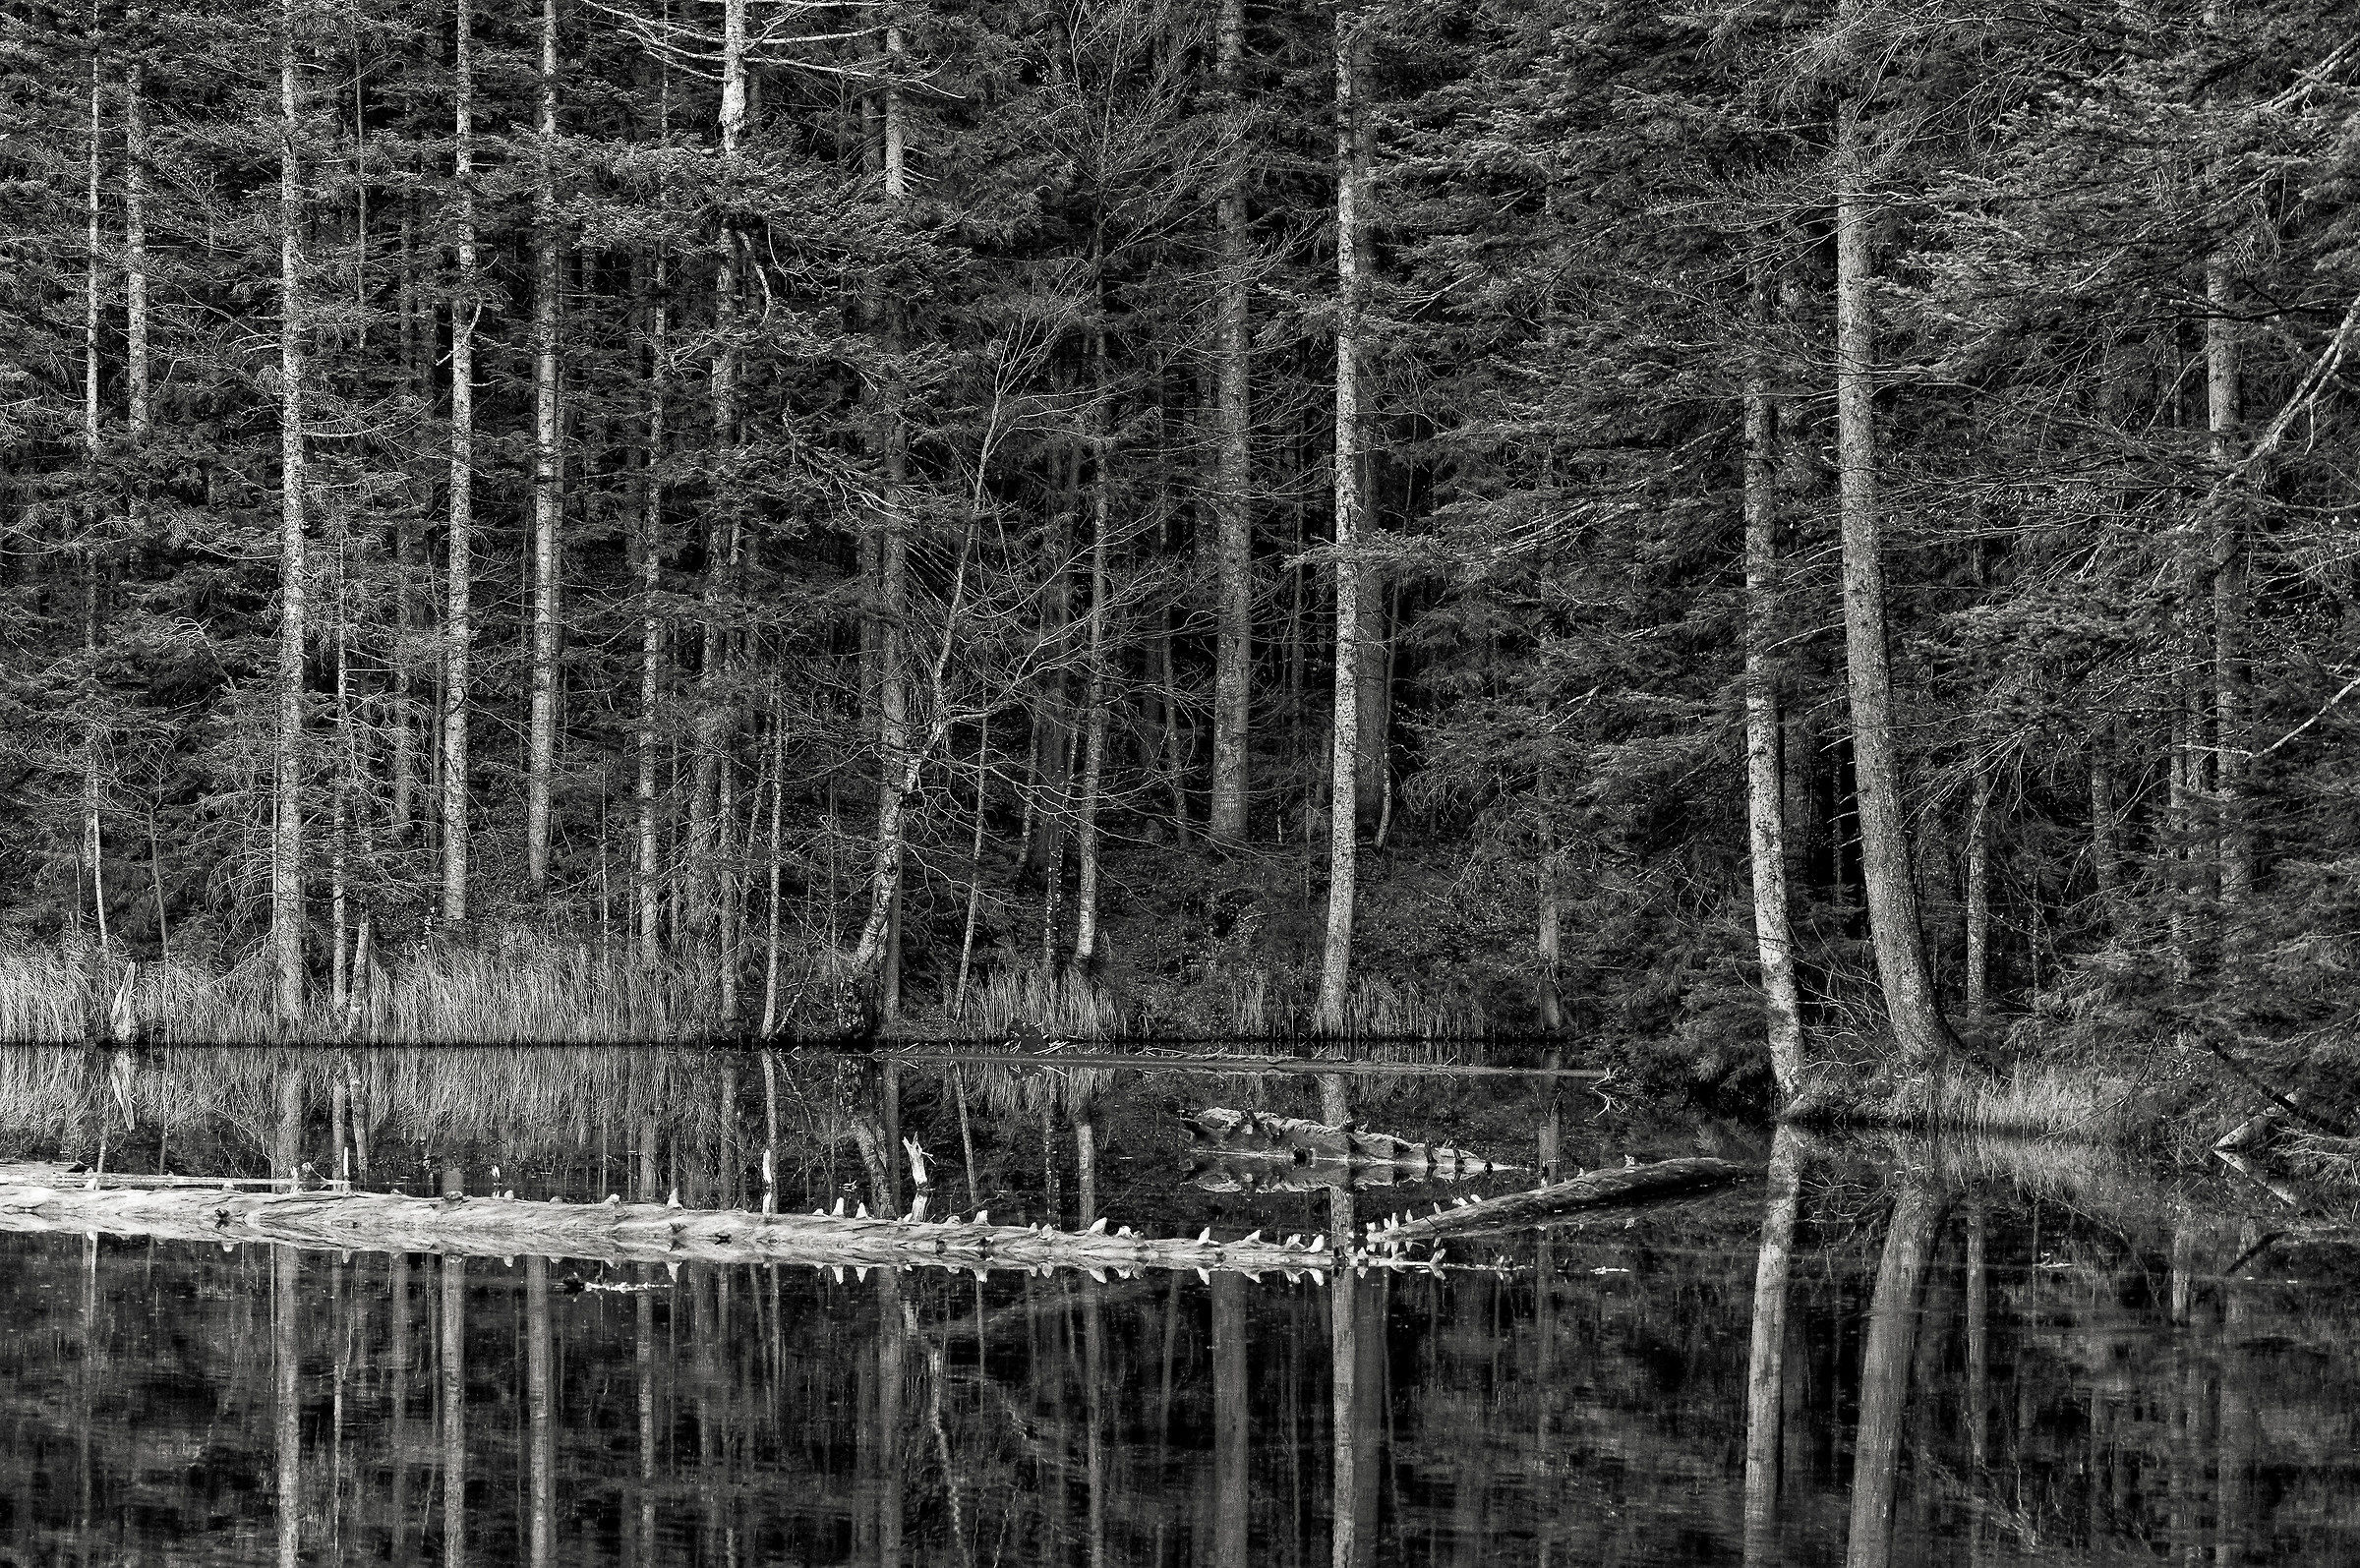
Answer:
[1185, 1108, 1513, 1173]
[0, 1163, 1422, 1282]
[1366, 1157, 1758, 1249]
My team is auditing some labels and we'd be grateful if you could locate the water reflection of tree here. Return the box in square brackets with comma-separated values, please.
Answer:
[1846, 1167, 1946, 1568]
[16, 1115, 2360, 1566]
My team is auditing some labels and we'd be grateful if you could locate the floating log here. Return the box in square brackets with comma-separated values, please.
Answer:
[1189, 1156, 1402, 1194]
[0, 1163, 1425, 1282]
[1185, 1108, 1513, 1174]
[1367, 1157, 1758, 1249]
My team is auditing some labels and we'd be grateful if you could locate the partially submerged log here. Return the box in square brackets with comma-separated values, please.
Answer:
[0, 1163, 1420, 1282]
[1190, 1155, 1410, 1194]
[1185, 1108, 1512, 1174]
[1367, 1157, 1758, 1249]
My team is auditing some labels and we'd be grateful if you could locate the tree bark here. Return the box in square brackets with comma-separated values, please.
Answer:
[867, 26, 911, 1001]
[124, 38, 148, 441]
[1314, 8, 1363, 1036]
[83, 22, 108, 965]
[2090, 731, 2119, 915]
[1207, 0, 1252, 843]
[441, 0, 476, 926]
[1965, 763, 1989, 1028]
[636, 272, 665, 965]
[1073, 329, 1113, 970]
[1833, 48, 1947, 1071]
[524, 0, 562, 895]
[1743, 271, 1802, 1098]
[2210, 253, 2251, 934]
[688, 0, 746, 953]
[273, 1, 308, 1025]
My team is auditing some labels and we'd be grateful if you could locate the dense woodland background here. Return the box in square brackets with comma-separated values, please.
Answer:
[3, 0, 2358, 1089]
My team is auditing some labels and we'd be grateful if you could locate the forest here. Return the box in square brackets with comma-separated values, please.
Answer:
[2, 0, 2358, 1113]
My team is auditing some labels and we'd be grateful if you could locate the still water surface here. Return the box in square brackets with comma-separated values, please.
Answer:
[2, 1053, 2355, 1566]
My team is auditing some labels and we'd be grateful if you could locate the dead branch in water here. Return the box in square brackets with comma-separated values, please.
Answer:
[1365, 1157, 1759, 1249]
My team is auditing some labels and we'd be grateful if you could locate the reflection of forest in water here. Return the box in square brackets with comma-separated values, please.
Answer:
[3, 1049, 2359, 1565]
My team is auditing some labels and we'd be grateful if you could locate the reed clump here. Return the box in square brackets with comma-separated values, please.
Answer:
[1922, 1060, 2134, 1140]
[0, 929, 702, 1044]
[958, 966, 1130, 1039]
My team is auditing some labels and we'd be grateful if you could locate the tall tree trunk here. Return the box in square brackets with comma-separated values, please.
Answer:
[1207, 0, 1252, 842]
[524, 0, 562, 895]
[1833, 47, 1947, 1072]
[2210, 253, 2251, 938]
[331, 564, 350, 1013]
[760, 689, 786, 1035]
[1743, 271, 1803, 1099]
[872, 27, 912, 1001]
[689, 0, 746, 956]
[1965, 763, 1990, 1029]
[1314, 9, 1363, 1036]
[83, 21, 108, 963]
[1537, 815, 1564, 1033]
[2090, 731, 2120, 915]
[124, 39, 148, 442]
[636, 322, 665, 965]
[635, 77, 669, 968]
[273, 1, 308, 1026]
[441, 0, 476, 926]
[391, 203, 421, 841]
[1073, 329, 1112, 970]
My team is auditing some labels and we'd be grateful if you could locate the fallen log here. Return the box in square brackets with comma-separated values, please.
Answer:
[1185, 1108, 1513, 1174]
[0, 1162, 1418, 1283]
[1366, 1157, 1759, 1249]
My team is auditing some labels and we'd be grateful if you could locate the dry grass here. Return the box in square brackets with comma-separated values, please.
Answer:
[957, 966, 1130, 1040]
[0, 930, 698, 1045]
[1922, 1061, 2135, 1140]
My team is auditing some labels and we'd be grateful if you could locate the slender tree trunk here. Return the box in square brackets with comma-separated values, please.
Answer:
[636, 244, 668, 966]
[83, 25, 108, 965]
[1965, 764, 1990, 1029]
[687, 0, 745, 956]
[273, 1, 308, 1026]
[2090, 731, 2120, 915]
[1743, 272, 1802, 1099]
[953, 714, 988, 1014]
[441, 0, 476, 926]
[1314, 10, 1363, 1035]
[867, 26, 912, 1007]
[391, 204, 421, 843]
[1207, 0, 1252, 842]
[331, 567, 350, 1013]
[1833, 47, 1947, 1072]
[1537, 824, 1563, 1033]
[124, 42, 148, 441]
[1072, 329, 1112, 970]
[524, 0, 562, 895]
[2210, 254, 2251, 937]
[760, 689, 785, 1035]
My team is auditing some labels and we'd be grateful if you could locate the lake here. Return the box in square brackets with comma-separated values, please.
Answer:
[0, 1046, 2354, 1565]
